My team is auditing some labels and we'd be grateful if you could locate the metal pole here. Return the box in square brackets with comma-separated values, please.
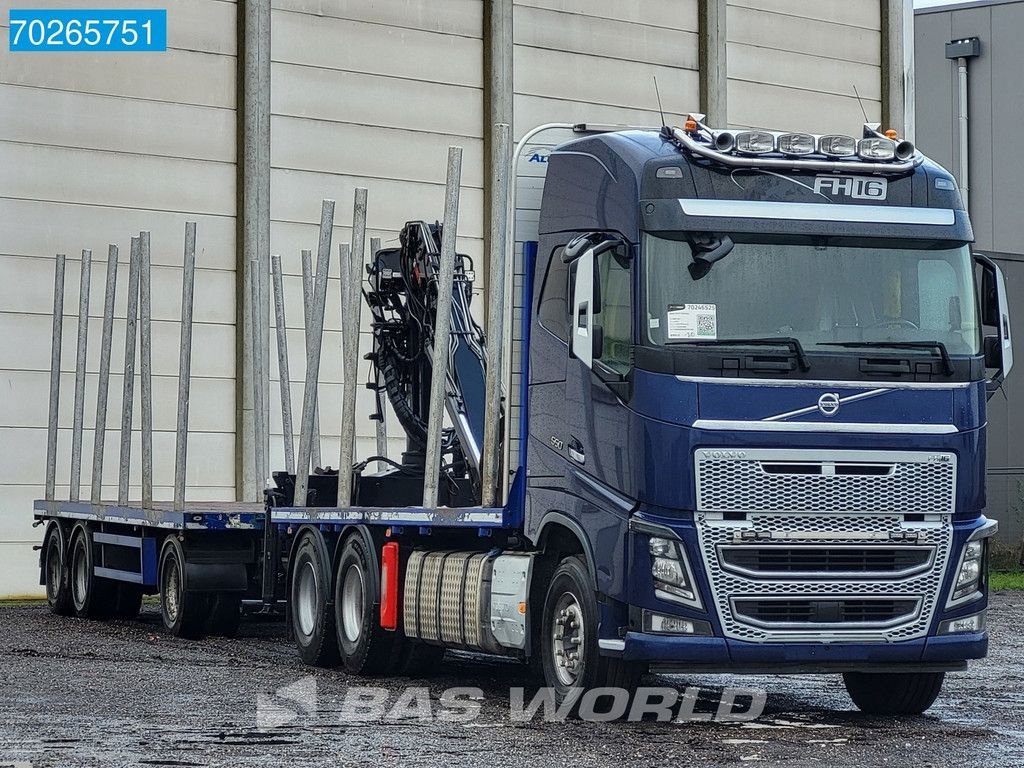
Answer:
[481, 124, 510, 507]
[140, 231, 153, 508]
[294, 200, 334, 507]
[250, 257, 267, 497]
[300, 249, 323, 470]
[271, 254, 295, 475]
[338, 187, 368, 506]
[45, 254, 66, 502]
[91, 244, 119, 504]
[369, 236, 387, 469]
[422, 147, 463, 509]
[957, 56, 970, 215]
[174, 223, 197, 511]
[69, 249, 91, 503]
[118, 237, 141, 505]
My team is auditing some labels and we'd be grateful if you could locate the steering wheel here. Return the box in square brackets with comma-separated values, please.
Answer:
[866, 318, 919, 330]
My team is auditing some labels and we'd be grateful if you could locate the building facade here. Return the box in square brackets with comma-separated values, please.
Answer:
[0, 0, 908, 596]
[915, 0, 1024, 558]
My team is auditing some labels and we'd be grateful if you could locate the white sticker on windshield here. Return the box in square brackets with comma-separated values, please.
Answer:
[666, 303, 717, 340]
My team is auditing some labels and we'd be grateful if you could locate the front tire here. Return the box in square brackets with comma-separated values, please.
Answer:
[334, 535, 400, 674]
[540, 556, 642, 711]
[289, 531, 339, 667]
[843, 671, 945, 715]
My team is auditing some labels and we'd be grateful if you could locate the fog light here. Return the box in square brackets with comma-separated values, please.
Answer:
[777, 133, 815, 156]
[643, 610, 713, 635]
[735, 131, 775, 154]
[818, 134, 857, 157]
[938, 610, 986, 635]
[857, 137, 897, 160]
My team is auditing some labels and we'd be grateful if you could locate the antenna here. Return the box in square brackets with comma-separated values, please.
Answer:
[852, 84, 869, 123]
[653, 76, 667, 128]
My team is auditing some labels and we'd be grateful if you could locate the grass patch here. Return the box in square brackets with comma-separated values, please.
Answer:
[991, 571, 1024, 590]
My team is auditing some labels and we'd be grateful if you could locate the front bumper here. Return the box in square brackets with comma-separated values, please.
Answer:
[606, 631, 987, 670]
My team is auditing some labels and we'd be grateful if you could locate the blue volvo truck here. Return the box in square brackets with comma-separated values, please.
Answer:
[35, 116, 1013, 716]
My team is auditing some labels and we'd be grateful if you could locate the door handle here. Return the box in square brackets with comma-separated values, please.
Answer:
[567, 437, 586, 465]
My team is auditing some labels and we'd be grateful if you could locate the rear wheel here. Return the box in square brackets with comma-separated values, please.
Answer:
[843, 671, 945, 715]
[540, 556, 643, 712]
[69, 525, 117, 619]
[334, 535, 400, 674]
[159, 537, 209, 639]
[289, 531, 339, 666]
[43, 523, 72, 616]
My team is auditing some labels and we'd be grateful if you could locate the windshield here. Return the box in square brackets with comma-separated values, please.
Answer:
[642, 235, 981, 355]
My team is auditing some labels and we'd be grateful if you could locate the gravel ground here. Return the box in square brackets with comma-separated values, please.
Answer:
[1, 593, 1023, 767]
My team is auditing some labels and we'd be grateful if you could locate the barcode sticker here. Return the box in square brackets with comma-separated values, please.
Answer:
[666, 303, 717, 339]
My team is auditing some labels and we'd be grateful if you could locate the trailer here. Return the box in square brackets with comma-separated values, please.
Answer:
[34, 116, 1014, 716]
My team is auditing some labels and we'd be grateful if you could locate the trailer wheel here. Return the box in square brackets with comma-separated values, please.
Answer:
[334, 535, 399, 675]
[843, 671, 945, 715]
[540, 556, 642, 713]
[43, 523, 72, 616]
[159, 537, 209, 639]
[289, 531, 339, 666]
[69, 524, 117, 619]
[207, 594, 242, 637]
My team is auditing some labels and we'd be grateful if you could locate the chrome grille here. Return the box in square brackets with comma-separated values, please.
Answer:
[695, 449, 956, 514]
[694, 448, 955, 643]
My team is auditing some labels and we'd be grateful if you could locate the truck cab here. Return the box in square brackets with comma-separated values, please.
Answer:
[517, 117, 1013, 713]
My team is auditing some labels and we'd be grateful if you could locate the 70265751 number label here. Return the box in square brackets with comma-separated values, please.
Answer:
[9, 9, 167, 52]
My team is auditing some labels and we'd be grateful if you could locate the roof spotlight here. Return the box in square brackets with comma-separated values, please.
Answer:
[777, 133, 815, 156]
[818, 135, 858, 157]
[734, 131, 775, 154]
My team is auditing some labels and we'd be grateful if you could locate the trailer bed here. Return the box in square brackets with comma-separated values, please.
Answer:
[33, 500, 266, 530]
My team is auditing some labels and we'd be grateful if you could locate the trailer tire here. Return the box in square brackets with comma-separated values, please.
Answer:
[540, 556, 642, 715]
[69, 524, 117, 620]
[290, 531, 340, 667]
[43, 523, 72, 616]
[207, 594, 242, 638]
[159, 537, 209, 640]
[843, 671, 945, 715]
[334, 535, 400, 675]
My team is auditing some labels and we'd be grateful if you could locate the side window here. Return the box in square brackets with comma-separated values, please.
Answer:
[538, 246, 569, 342]
[595, 248, 632, 374]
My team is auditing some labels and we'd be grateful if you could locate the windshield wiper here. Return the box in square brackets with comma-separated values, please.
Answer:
[665, 337, 810, 371]
[817, 341, 954, 375]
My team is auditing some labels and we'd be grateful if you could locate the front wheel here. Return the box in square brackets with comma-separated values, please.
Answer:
[843, 671, 945, 715]
[540, 556, 643, 711]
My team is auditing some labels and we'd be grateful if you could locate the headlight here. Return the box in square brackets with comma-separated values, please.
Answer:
[948, 538, 986, 605]
[649, 537, 702, 608]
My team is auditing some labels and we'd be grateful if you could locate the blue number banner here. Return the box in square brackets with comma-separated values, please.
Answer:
[9, 9, 168, 52]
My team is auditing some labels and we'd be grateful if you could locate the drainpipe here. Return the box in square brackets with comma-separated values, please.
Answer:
[945, 37, 981, 216]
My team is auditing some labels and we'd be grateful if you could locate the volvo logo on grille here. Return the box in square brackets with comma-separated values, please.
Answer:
[817, 392, 841, 417]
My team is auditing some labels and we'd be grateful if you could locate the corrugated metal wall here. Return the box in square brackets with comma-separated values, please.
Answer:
[0, 0, 238, 595]
[916, 0, 1024, 553]
[0, 0, 894, 596]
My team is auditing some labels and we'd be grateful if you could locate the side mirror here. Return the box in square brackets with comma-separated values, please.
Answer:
[975, 253, 1014, 385]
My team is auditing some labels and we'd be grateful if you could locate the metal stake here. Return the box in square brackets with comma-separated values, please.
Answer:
[69, 249, 91, 503]
[301, 249, 323, 470]
[481, 123, 511, 507]
[250, 257, 267, 499]
[45, 254, 66, 502]
[294, 200, 334, 507]
[369, 236, 387, 470]
[91, 245, 119, 503]
[118, 237, 141, 505]
[174, 223, 197, 510]
[140, 231, 153, 508]
[422, 147, 463, 509]
[271, 254, 295, 474]
[338, 188, 368, 507]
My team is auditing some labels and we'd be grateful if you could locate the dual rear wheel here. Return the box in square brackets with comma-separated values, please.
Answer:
[44, 523, 140, 620]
